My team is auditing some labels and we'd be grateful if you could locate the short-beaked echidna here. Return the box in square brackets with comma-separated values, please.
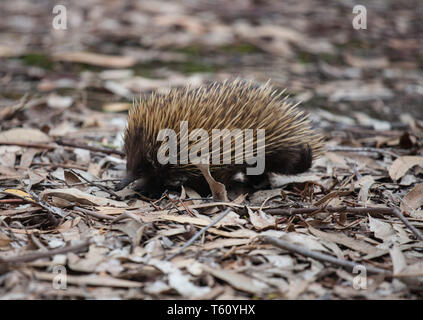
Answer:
[116, 80, 324, 196]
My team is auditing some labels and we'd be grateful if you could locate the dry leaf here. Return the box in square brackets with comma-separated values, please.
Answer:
[4, 189, 36, 203]
[356, 175, 375, 203]
[389, 156, 423, 180]
[202, 264, 269, 294]
[148, 259, 210, 298]
[34, 271, 142, 288]
[53, 52, 136, 68]
[0, 231, 11, 248]
[40, 188, 128, 207]
[102, 102, 132, 113]
[203, 238, 250, 250]
[368, 216, 395, 244]
[248, 208, 276, 230]
[0, 128, 51, 143]
[401, 182, 423, 211]
[389, 245, 407, 275]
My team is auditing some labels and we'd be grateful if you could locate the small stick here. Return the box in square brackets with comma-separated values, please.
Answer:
[327, 146, 399, 158]
[264, 206, 423, 241]
[26, 190, 66, 220]
[2, 190, 65, 226]
[27, 162, 88, 170]
[0, 239, 91, 264]
[0, 141, 56, 150]
[391, 207, 423, 241]
[165, 207, 232, 261]
[55, 138, 124, 156]
[70, 169, 120, 199]
[264, 206, 395, 216]
[74, 206, 115, 221]
[260, 235, 390, 275]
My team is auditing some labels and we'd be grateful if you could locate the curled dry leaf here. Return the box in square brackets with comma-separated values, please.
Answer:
[356, 175, 375, 203]
[215, 211, 247, 227]
[401, 182, 423, 211]
[247, 208, 276, 230]
[40, 188, 128, 207]
[368, 216, 395, 244]
[148, 259, 210, 298]
[389, 156, 423, 180]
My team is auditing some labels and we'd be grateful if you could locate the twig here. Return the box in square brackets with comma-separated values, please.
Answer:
[391, 207, 423, 241]
[0, 239, 91, 264]
[259, 235, 390, 275]
[0, 141, 56, 150]
[264, 206, 395, 216]
[2, 189, 65, 226]
[70, 169, 120, 199]
[55, 138, 124, 156]
[264, 206, 423, 241]
[165, 207, 232, 261]
[73, 206, 115, 221]
[327, 146, 399, 158]
[26, 190, 66, 221]
[27, 162, 88, 170]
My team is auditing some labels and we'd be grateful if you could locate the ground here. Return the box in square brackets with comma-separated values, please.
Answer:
[0, 0, 423, 299]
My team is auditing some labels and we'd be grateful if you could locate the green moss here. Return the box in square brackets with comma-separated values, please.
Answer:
[296, 51, 342, 65]
[319, 53, 342, 64]
[297, 51, 314, 64]
[173, 46, 202, 56]
[219, 43, 261, 54]
[21, 53, 53, 69]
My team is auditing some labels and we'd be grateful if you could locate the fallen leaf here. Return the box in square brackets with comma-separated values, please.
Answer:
[308, 226, 382, 255]
[356, 175, 375, 203]
[368, 216, 395, 244]
[148, 259, 210, 298]
[401, 182, 423, 211]
[389, 156, 423, 180]
[53, 52, 136, 68]
[34, 271, 142, 288]
[0, 231, 11, 248]
[40, 188, 128, 207]
[203, 238, 250, 250]
[3, 189, 36, 203]
[389, 245, 407, 275]
[47, 94, 74, 109]
[102, 102, 132, 113]
[248, 208, 276, 230]
[0, 128, 51, 143]
[202, 264, 269, 294]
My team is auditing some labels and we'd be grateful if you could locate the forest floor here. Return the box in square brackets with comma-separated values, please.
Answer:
[0, 0, 423, 299]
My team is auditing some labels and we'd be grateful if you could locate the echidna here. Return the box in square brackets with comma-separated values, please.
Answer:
[116, 80, 324, 196]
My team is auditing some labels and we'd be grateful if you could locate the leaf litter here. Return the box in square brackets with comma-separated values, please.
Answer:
[1, 0, 423, 300]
